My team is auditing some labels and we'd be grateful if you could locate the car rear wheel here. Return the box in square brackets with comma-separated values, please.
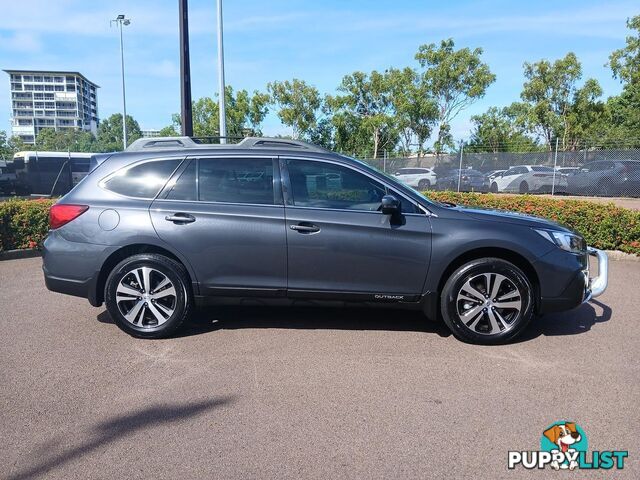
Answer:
[490, 182, 498, 193]
[418, 179, 431, 190]
[105, 253, 192, 339]
[440, 258, 535, 344]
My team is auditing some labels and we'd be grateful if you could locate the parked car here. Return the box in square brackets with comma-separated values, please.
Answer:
[555, 167, 580, 176]
[436, 169, 489, 192]
[484, 169, 506, 183]
[393, 167, 437, 190]
[567, 160, 640, 197]
[490, 165, 567, 194]
[42, 136, 607, 345]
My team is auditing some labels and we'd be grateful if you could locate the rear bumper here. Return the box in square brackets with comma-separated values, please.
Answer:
[43, 267, 101, 305]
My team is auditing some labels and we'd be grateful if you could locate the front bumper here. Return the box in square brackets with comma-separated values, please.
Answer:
[582, 247, 609, 302]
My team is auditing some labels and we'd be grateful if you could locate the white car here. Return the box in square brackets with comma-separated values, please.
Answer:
[393, 168, 437, 190]
[490, 165, 568, 193]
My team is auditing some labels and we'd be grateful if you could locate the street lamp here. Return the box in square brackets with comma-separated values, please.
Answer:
[111, 14, 131, 150]
[216, 0, 227, 143]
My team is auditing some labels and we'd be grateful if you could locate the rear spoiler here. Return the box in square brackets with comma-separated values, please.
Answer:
[89, 153, 113, 172]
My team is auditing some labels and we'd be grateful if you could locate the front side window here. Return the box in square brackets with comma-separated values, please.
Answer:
[103, 159, 181, 198]
[287, 159, 418, 213]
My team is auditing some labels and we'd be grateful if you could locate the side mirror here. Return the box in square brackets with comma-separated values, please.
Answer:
[380, 194, 401, 216]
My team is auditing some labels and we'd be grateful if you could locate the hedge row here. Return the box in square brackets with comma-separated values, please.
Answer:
[422, 191, 640, 255]
[0, 198, 54, 251]
[0, 195, 639, 255]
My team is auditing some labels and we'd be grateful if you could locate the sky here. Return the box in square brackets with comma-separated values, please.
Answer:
[0, 0, 638, 141]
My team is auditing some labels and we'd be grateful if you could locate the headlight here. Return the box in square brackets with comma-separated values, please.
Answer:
[534, 229, 586, 253]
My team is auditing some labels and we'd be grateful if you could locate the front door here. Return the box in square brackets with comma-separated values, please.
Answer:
[150, 156, 287, 296]
[282, 158, 432, 300]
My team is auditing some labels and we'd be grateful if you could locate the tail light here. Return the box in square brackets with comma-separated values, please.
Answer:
[49, 204, 89, 229]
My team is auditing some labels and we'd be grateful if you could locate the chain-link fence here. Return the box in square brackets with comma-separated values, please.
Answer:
[360, 147, 640, 198]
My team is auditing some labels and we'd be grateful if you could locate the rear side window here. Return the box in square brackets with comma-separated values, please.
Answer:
[199, 158, 274, 204]
[103, 159, 181, 198]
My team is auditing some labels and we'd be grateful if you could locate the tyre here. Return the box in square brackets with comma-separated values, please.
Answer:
[105, 253, 192, 339]
[418, 179, 431, 190]
[519, 181, 529, 194]
[440, 258, 535, 344]
[490, 182, 498, 193]
[596, 181, 612, 197]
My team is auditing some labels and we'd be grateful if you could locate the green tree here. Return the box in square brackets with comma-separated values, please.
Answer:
[173, 87, 269, 139]
[415, 39, 495, 154]
[513, 52, 605, 150]
[606, 15, 640, 147]
[268, 79, 322, 139]
[466, 106, 540, 153]
[97, 114, 142, 151]
[35, 128, 98, 152]
[0, 130, 25, 159]
[386, 67, 438, 156]
[329, 70, 398, 158]
[158, 125, 179, 136]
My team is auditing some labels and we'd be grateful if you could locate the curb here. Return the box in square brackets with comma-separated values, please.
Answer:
[0, 249, 42, 261]
[605, 250, 640, 262]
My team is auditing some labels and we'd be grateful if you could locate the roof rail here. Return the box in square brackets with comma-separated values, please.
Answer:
[125, 136, 201, 152]
[237, 137, 329, 153]
[124, 136, 329, 153]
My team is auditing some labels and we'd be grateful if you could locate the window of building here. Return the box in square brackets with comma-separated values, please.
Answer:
[103, 159, 182, 198]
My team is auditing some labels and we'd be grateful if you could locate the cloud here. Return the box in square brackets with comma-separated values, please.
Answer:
[0, 32, 42, 53]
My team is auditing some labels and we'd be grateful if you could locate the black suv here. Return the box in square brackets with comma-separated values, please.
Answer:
[42, 137, 608, 344]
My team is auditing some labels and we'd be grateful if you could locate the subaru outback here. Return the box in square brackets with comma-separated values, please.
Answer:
[42, 137, 608, 344]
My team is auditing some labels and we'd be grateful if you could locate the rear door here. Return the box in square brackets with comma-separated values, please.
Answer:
[150, 156, 287, 296]
[281, 157, 432, 300]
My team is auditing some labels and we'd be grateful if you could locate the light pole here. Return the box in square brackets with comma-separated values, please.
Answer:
[111, 14, 130, 149]
[216, 0, 227, 143]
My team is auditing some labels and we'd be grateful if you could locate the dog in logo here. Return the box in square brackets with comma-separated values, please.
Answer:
[543, 422, 582, 470]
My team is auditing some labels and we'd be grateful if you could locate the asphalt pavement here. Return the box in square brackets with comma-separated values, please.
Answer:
[0, 257, 638, 479]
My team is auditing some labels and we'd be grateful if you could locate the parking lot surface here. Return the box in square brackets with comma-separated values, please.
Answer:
[1, 257, 638, 479]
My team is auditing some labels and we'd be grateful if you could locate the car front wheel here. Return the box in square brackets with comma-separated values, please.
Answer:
[418, 179, 431, 190]
[440, 258, 535, 344]
[105, 253, 192, 339]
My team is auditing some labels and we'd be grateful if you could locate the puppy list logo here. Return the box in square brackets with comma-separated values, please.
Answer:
[508, 421, 628, 470]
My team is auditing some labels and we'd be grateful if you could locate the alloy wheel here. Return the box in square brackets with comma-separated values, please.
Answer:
[116, 266, 177, 328]
[455, 272, 523, 336]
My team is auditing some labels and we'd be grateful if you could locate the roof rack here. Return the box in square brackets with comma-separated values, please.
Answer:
[124, 136, 329, 154]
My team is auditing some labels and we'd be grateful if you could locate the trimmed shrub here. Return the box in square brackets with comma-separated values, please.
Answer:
[0, 198, 55, 251]
[0, 195, 638, 255]
[422, 191, 640, 255]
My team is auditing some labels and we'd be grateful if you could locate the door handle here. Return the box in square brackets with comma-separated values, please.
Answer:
[165, 213, 196, 224]
[290, 223, 320, 233]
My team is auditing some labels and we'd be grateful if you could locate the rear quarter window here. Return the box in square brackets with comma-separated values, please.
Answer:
[102, 159, 181, 198]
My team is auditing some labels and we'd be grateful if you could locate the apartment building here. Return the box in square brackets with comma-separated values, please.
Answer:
[4, 70, 99, 144]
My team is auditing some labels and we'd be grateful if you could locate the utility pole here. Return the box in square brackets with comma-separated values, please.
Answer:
[551, 137, 559, 196]
[457, 141, 464, 192]
[179, 0, 193, 136]
[216, 0, 227, 143]
[111, 15, 130, 149]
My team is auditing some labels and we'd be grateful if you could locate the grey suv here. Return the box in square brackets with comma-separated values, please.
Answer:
[42, 137, 608, 344]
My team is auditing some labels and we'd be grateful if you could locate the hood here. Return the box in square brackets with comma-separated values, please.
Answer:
[445, 204, 573, 232]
